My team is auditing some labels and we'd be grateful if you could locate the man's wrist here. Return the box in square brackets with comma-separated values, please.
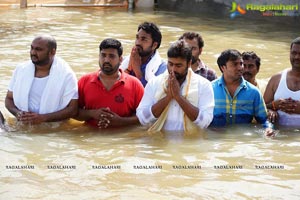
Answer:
[272, 101, 277, 111]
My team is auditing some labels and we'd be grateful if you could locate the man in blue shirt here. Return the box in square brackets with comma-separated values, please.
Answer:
[210, 49, 273, 136]
[120, 22, 167, 86]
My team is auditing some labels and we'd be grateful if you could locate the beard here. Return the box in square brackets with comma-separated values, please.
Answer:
[242, 72, 253, 80]
[31, 55, 51, 66]
[174, 68, 188, 82]
[191, 56, 198, 65]
[100, 62, 119, 75]
[136, 45, 153, 57]
[291, 58, 300, 68]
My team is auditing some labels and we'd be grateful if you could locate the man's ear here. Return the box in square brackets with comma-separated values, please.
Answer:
[199, 47, 203, 55]
[50, 48, 56, 56]
[152, 42, 158, 50]
[119, 56, 123, 63]
[220, 65, 226, 72]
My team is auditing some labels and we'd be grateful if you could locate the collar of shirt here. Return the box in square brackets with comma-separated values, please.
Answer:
[90, 69, 126, 84]
[196, 59, 206, 70]
[217, 76, 248, 97]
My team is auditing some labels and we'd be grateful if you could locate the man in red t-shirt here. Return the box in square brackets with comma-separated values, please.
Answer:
[76, 38, 144, 128]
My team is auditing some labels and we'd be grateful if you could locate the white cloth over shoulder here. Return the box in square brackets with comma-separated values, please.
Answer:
[120, 50, 162, 81]
[8, 56, 78, 114]
[137, 69, 214, 132]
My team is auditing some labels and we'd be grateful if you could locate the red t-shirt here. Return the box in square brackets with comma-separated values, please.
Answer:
[78, 69, 144, 127]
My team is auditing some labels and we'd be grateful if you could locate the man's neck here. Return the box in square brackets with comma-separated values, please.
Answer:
[141, 51, 155, 64]
[224, 77, 241, 97]
[191, 59, 204, 72]
[35, 63, 52, 78]
[99, 70, 121, 90]
[291, 67, 300, 76]
[99, 70, 120, 81]
[191, 60, 199, 72]
[250, 78, 257, 86]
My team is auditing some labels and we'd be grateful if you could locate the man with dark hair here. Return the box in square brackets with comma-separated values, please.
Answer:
[242, 51, 267, 93]
[5, 34, 78, 124]
[264, 37, 300, 126]
[137, 40, 214, 132]
[120, 21, 167, 86]
[210, 49, 274, 136]
[76, 38, 144, 128]
[179, 32, 217, 81]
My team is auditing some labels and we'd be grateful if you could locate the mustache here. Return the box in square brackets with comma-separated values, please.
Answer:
[103, 62, 112, 67]
[135, 45, 142, 50]
[243, 72, 252, 76]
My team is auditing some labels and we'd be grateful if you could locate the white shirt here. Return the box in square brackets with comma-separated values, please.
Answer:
[8, 56, 78, 114]
[137, 72, 214, 131]
[28, 76, 49, 113]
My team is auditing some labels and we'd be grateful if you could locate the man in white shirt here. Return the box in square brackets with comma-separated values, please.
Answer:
[137, 40, 214, 132]
[120, 22, 167, 87]
[5, 35, 78, 124]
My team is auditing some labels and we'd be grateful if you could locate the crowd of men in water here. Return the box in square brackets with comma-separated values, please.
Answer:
[1, 21, 300, 136]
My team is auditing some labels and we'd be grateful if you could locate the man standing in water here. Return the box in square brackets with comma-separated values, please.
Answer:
[76, 38, 144, 128]
[5, 35, 78, 124]
[242, 51, 267, 94]
[264, 37, 300, 126]
[210, 49, 274, 136]
[120, 21, 167, 86]
[179, 32, 217, 81]
[137, 40, 214, 132]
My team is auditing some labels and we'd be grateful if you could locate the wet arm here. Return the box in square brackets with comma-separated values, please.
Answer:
[151, 96, 171, 118]
[40, 99, 78, 122]
[5, 91, 21, 117]
[174, 95, 199, 121]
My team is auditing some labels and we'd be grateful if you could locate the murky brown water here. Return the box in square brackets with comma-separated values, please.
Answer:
[0, 6, 299, 200]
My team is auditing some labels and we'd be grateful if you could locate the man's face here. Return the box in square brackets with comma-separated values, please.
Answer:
[221, 57, 243, 81]
[135, 29, 157, 57]
[243, 58, 259, 82]
[183, 38, 201, 64]
[30, 38, 53, 66]
[290, 43, 300, 69]
[167, 57, 189, 81]
[99, 48, 122, 75]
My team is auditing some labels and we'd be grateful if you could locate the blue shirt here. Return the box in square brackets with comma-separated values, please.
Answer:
[129, 55, 167, 87]
[210, 76, 270, 127]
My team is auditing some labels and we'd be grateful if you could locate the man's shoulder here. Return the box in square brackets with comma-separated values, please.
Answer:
[266, 70, 284, 88]
[193, 71, 211, 84]
[79, 71, 98, 82]
[122, 71, 144, 87]
[245, 80, 260, 91]
[15, 60, 33, 69]
[211, 77, 222, 87]
[270, 71, 283, 81]
[241, 81, 263, 98]
[157, 61, 167, 72]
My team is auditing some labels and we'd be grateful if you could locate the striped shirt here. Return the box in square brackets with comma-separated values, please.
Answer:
[194, 60, 217, 82]
[210, 76, 269, 127]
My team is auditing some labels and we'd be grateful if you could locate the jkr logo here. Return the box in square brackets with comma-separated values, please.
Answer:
[115, 94, 124, 103]
[230, 2, 246, 18]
